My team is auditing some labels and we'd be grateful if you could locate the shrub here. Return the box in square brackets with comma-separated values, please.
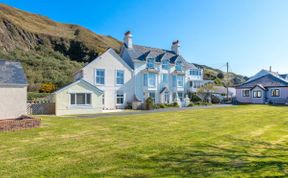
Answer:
[190, 94, 202, 102]
[28, 92, 50, 101]
[145, 97, 154, 110]
[159, 104, 166, 108]
[187, 102, 194, 107]
[39, 83, 56, 93]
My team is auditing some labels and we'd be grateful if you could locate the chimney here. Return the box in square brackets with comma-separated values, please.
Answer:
[124, 31, 133, 49]
[171, 40, 180, 54]
[269, 66, 272, 72]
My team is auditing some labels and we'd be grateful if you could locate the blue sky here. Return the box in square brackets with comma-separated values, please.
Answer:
[1, 0, 288, 76]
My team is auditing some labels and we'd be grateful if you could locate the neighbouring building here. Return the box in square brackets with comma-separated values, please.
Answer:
[236, 69, 288, 104]
[52, 79, 103, 116]
[0, 60, 28, 119]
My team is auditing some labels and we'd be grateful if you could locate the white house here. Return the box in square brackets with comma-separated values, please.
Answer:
[72, 31, 210, 110]
[0, 60, 28, 119]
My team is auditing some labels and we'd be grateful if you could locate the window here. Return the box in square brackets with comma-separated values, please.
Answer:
[172, 76, 177, 87]
[242, 90, 250, 97]
[271, 89, 280, 97]
[147, 58, 155, 69]
[70, 93, 91, 105]
[253, 90, 262, 98]
[164, 91, 169, 103]
[178, 92, 183, 101]
[116, 70, 124, 85]
[162, 60, 169, 70]
[144, 74, 148, 86]
[177, 76, 184, 87]
[190, 69, 202, 76]
[148, 73, 156, 88]
[96, 69, 105, 84]
[162, 74, 168, 83]
[149, 92, 156, 103]
[175, 61, 183, 71]
[116, 91, 124, 104]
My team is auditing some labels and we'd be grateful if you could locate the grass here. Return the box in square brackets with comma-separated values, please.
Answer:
[1, 105, 288, 177]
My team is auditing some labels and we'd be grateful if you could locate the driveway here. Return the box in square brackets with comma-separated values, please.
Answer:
[71, 104, 233, 119]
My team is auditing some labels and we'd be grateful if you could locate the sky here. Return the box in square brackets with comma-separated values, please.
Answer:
[1, 0, 288, 76]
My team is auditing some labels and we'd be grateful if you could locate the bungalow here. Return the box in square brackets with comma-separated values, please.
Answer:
[0, 60, 28, 119]
[236, 69, 288, 104]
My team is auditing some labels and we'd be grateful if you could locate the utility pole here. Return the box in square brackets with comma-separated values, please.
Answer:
[226, 62, 229, 101]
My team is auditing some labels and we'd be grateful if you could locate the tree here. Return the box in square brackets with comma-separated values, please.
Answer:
[39, 83, 56, 93]
[217, 72, 224, 79]
[197, 83, 216, 103]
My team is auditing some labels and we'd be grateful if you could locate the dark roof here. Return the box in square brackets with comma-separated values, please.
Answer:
[126, 44, 184, 64]
[0, 60, 28, 86]
[250, 84, 267, 91]
[237, 73, 288, 88]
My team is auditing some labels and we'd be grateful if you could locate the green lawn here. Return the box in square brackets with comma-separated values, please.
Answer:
[1, 105, 288, 177]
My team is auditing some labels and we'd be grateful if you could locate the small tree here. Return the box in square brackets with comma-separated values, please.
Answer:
[145, 97, 154, 110]
[197, 83, 216, 103]
[217, 72, 224, 79]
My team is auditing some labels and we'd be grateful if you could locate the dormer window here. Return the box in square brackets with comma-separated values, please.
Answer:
[162, 60, 169, 70]
[147, 58, 155, 69]
[175, 61, 183, 71]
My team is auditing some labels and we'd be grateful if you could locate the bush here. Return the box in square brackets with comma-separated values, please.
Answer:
[125, 102, 132, 109]
[211, 95, 221, 104]
[27, 92, 50, 101]
[145, 97, 154, 110]
[39, 83, 56, 93]
[190, 94, 202, 102]
[187, 102, 194, 107]
[159, 104, 166, 108]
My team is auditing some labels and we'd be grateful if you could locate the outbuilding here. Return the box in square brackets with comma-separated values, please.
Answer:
[52, 79, 103, 116]
[0, 60, 28, 119]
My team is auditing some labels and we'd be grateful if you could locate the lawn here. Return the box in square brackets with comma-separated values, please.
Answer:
[1, 105, 288, 177]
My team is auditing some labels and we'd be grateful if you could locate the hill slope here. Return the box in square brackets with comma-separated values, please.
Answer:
[0, 3, 246, 91]
[0, 3, 121, 90]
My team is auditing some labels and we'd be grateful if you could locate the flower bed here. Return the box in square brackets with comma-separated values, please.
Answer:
[0, 116, 41, 132]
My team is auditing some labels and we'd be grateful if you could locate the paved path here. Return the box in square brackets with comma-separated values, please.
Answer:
[71, 104, 233, 119]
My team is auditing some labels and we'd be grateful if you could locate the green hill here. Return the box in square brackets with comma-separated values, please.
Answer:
[0, 3, 246, 92]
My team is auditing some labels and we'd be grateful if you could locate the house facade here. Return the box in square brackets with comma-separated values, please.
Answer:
[236, 69, 288, 104]
[73, 31, 210, 110]
[0, 60, 28, 119]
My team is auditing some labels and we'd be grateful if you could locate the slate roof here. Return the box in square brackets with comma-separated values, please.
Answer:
[237, 72, 288, 88]
[126, 44, 187, 64]
[0, 60, 28, 86]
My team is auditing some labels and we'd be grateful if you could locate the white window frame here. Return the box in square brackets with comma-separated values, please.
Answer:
[271, 89, 280, 97]
[162, 74, 168, 83]
[147, 58, 155, 69]
[175, 61, 183, 71]
[148, 73, 156, 88]
[70, 93, 92, 106]
[253, 90, 262, 98]
[162, 60, 169, 70]
[95, 69, 105, 85]
[116, 91, 124, 105]
[177, 76, 184, 88]
[116, 70, 124, 85]
[242, 89, 250, 97]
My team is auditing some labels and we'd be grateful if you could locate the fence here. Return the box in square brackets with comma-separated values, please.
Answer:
[27, 103, 55, 115]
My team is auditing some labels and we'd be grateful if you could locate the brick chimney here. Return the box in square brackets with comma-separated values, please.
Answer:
[124, 31, 133, 49]
[171, 40, 180, 54]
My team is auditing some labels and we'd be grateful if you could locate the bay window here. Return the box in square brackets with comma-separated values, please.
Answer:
[253, 90, 262, 98]
[175, 61, 183, 71]
[147, 58, 155, 69]
[162, 60, 169, 70]
[144, 73, 156, 88]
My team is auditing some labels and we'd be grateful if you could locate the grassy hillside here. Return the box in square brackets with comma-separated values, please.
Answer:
[0, 3, 121, 90]
[0, 3, 246, 91]
[1, 105, 288, 177]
